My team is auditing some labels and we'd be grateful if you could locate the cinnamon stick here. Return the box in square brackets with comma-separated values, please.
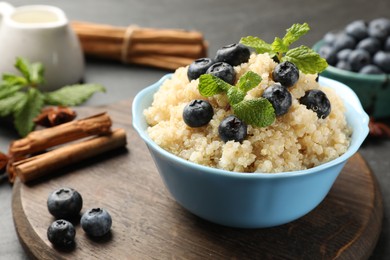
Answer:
[13, 128, 127, 183]
[70, 21, 208, 70]
[9, 113, 112, 158]
[72, 21, 205, 44]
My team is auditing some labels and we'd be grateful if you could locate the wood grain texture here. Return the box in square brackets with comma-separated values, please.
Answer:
[12, 100, 383, 260]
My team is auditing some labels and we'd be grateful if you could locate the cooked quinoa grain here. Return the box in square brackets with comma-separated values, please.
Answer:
[144, 53, 351, 173]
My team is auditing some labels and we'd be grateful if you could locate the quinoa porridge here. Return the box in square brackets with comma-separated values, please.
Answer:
[144, 53, 351, 173]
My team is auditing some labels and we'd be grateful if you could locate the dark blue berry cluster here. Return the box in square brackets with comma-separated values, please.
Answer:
[46, 187, 112, 249]
[319, 18, 390, 74]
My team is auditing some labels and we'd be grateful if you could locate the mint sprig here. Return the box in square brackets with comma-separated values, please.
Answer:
[240, 23, 327, 74]
[199, 71, 275, 127]
[0, 57, 106, 136]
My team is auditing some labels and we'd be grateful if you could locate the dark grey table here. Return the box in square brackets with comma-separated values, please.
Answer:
[1, 0, 389, 259]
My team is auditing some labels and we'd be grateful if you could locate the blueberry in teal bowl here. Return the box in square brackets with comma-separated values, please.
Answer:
[133, 26, 369, 228]
[313, 18, 390, 118]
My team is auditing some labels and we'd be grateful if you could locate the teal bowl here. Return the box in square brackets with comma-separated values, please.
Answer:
[132, 74, 369, 228]
[313, 40, 390, 118]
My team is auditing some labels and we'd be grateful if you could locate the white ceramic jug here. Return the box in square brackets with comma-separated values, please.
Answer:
[0, 2, 84, 91]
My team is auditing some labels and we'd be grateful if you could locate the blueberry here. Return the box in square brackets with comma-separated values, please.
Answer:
[47, 187, 83, 219]
[187, 58, 215, 81]
[368, 18, 390, 41]
[336, 49, 352, 61]
[215, 43, 251, 66]
[47, 219, 76, 248]
[272, 61, 299, 87]
[335, 60, 352, 71]
[218, 115, 247, 143]
[356, 37, 382, 55]
[333, 33, 356, 51]
[385, 37, 390, 52]
[299, 89, 331, 119]
[183, 99, 214, 127]
[318, 45, 337, 66]
[345, 20, 368, 41]
[347, 49, 371, 72]
[206, 62, 235, 85]
[81, 208, 112, 237]
[262, 83, 292, 116]
[373, 51, 390, 73]
[323, 31, 340, 45]
[359, 64, 383, 74]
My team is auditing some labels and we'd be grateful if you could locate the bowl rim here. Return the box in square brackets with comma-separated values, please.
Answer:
[312, 40, 390, 80]
[132, 74, 369, 180]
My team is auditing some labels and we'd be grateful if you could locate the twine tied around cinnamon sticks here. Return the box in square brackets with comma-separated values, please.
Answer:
[71, 21, 208, 70]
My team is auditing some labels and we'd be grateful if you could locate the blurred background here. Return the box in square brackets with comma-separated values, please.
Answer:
[1, 0, 390, 259]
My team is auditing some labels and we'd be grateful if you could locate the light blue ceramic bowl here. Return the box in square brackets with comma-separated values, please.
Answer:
[132, 74, 369, 228]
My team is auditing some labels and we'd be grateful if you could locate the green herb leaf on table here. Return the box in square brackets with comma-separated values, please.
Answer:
[0, 84, 23, 99]
[0, 57, 106, 136]
[0, 92, 26, 117]
[45, 84, 106, 106]
[13, 88, 44, 137]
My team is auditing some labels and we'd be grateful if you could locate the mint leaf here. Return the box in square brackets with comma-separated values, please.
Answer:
[13, 88, 44, 136]
[227, 87, 246, 105]
[236, 71, 262, 93]
[233, 98, 275, 127]
[282, 23, 310, 47]
[199, 74, 231, 97]
[45, 83, 106, 106]
[29, 62, 45, 85]
[240, 36, 273, 55]
[2, 74, 28, 86]
[0, 92, 26, 117]
[271, 37, 289, 54]
[14, 57, 44, 85]
[14, 57, 31, 81]
[283, 46, 328, 74]
[0, 84, 23, 99]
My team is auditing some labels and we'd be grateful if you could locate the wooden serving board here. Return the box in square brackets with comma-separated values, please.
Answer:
[12, 100, 383, 260]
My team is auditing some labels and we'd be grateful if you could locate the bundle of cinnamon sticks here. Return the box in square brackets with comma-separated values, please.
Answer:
[5, 113, 127, 183]
[71, 21, 208, 70]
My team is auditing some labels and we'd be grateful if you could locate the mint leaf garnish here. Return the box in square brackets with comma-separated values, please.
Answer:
[45, 84, 106, 106]
[282, 23, 310, 47]
[271, 37, 289, 55]
[227, 87, 246, 105]
[0, 57, 106, 136]
[239, 36, 274, 56]
[236, 71, 262, 92]
[199, 74, 231, 97]
[284, 46, 328, 74]
[198, 71, 275, 127]
[233, 98, 275, 127]
[241, 23, 328, 74]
